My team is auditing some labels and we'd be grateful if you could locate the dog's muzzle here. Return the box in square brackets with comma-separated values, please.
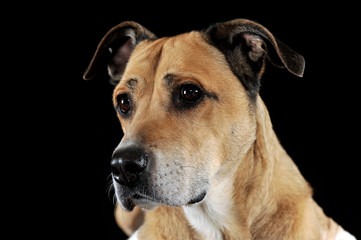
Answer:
[111, 146, 208, 211]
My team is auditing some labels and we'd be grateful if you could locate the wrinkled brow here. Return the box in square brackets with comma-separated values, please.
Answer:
[125, 79, 137, 91]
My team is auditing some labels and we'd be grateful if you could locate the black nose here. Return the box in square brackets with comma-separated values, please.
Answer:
[110, 147, 149, 186]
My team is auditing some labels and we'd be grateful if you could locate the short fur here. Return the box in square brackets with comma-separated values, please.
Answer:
[84, 19, 355, 240]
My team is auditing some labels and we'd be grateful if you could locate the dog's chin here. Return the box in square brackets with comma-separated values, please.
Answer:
[117, 191, 207, 212]
[117, 194, 160, 212]
[133, 199, 161, 211]
[130, 193, 162, 211]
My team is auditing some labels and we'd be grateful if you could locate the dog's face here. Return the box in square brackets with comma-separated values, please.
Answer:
[84, 19, 304, 211]
[111, 32, 257, 210]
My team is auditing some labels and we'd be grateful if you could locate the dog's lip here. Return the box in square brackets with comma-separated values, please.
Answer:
[120, 193, 157, 212]
[132, 192, 157, 201]
[120, 191, 207, 212]
[131, 193, 161, 210]
[187, 191, 207, 205]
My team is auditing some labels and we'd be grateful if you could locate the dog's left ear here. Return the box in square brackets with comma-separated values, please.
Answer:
[205, 19, 305, 98]
[83, 21, 156, 85]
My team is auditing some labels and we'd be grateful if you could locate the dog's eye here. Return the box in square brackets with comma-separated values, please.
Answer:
[180, 84, 202, 104]
[117, 94, 131, 115]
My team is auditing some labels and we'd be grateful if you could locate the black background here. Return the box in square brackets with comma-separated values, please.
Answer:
[17, 2, 360, 239]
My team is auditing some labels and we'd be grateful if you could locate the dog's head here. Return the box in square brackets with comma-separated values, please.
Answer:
[84, 19, 305, 211]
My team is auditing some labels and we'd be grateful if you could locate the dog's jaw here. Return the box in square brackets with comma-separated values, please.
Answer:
[113, 180, 162, 211]
[114, 178, 208, 212]
[132, 199, 161, 211]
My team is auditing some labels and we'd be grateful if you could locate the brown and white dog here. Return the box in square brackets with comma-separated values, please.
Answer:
[84, 19, 356, 240]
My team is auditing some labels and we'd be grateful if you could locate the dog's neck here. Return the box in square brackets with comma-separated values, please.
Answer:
[183, 162, 244, 240]
[183, 97, 312, 240]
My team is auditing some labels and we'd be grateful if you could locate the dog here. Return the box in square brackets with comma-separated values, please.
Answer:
[84, 19, 356, 240]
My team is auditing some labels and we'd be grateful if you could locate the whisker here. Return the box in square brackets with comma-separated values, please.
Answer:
[106, 186, 114, 201]
[105, 175, 115, 202]
[106, 173, 113, 181]
[112, 193, 117, 205]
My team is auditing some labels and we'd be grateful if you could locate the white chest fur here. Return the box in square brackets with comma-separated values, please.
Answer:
[183, 173, 235, 240]
[334, 228, 356, 240]
[183, 203, 223, 240]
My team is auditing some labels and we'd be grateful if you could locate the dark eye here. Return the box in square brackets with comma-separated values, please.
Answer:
[117, 94, 131, 114]
[180, 84, 203, 104]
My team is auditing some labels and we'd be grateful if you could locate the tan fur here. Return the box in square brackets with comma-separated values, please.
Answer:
[92, 27, 352, 239]
[115, 205, 144, 236]
[137, 206, 200, 240]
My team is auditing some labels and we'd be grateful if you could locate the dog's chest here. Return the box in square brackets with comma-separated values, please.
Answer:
[183, 175, 235, 240]
[183, 203, 224, 240]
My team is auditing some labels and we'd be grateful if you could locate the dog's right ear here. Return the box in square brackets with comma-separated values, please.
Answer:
[83, 21, 156, 85]
[204, 19, 305, 99]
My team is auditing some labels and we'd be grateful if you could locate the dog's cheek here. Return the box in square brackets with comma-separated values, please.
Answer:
[227, 120, 256, 160]
[149, 151, 186, 203]
[150, 149, 210, 205]
[214, 99, 257, 164]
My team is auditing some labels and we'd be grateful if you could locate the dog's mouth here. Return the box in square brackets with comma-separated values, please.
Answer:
[187, 191, 207, 205]
[119, 192, 160, 211]
[118, 190, 207, 212]
[132, 193, 162, 209]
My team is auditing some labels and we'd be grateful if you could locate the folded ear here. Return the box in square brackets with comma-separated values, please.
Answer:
[204, 19, 305, 99]
[83, 21, 156, 85]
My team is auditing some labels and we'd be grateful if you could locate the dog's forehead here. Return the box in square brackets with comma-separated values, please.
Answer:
[119, 31, 231, 89]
